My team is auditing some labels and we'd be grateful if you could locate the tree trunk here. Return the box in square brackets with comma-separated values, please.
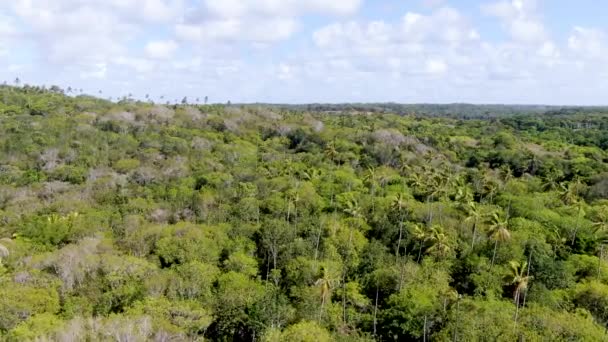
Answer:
[398, 258, 406, 291]
[522, 250, 532, 308]
[491, 240, 498, 267]
[423, 315, 427, 342]
[571, 204, 582, 245]
[314, 222, 323, 264]
[598, 245, 604, 279]
[318, 291, 326, 322]
[396, 208, 404, 261]
[513, 289, 520, 327]
[373, 286, 379, 336]
[427, 195, 434, 224]
[453, 298, 461, 342]
[471, 221, 477, 249]
[342, 270, 347, 324]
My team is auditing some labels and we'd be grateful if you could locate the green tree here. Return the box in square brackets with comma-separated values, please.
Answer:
[487, 212, 511, 266]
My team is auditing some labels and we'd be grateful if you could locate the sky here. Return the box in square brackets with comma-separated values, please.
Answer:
[1, 0, 607, 105]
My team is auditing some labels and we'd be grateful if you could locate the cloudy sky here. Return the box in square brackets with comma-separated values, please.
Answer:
[1, 0, 607, 104]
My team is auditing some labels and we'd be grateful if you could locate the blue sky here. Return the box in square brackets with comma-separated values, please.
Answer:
[1, 0, 607, 105]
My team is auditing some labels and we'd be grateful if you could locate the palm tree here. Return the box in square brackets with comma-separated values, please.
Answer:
[454, 182, 474, 205]
[559, 180, 585, 244]
[464, 202, 484, 248]
[343, 198, 362, 220]
[541, 172, 561, 191]
[302, 168, 322, 182]
[483, 177, 500, 204]
[509, 260, 532, 324]
[559, 180, 581, 206]
[363, 167, 378, 213]
[341, 197, 363, 323]
[426, 225, 452, 259]
[591, 211, 608, 278]
[392, 193, 408, 260]
[315, 266, 339, 321]
[509, 260, 532, 305]
[488, 212, 511, 266]
[408, 172, 426, 194]
[411, 224, 427, 263]
[324, 142, 338, 163]
[499, 165, 513, 186]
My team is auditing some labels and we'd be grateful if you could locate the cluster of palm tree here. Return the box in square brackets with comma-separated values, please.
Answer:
[410, 224, 454, 261]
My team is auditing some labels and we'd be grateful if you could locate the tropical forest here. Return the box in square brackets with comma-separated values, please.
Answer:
[2, 84, 608, 341]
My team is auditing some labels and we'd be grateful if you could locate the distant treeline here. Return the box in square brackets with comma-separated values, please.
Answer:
[252, 103, 608, 119]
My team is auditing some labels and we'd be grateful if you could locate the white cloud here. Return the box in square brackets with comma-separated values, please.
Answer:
[425, 59, 448, 74]
[201, 0, 361, 17]
[401, 8, 479, 44]
[113, 56, 156, 74]
[0, 14, 17, 57]
[80, 63, 108, 80]
[145, 40, 178, 60]
[0, 14, 16, 36]
[568, 27, 606, 59]
[1, 0, 608, 105]
[277, 63, 295, 81]
[11, 2, 137, 63]
[482, 0, 547, 44]
[176, 0, 362, 44]
[176, 18, 298, 44]
[313, 7, 479, 55]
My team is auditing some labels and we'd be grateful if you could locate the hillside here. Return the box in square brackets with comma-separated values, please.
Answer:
[1, 84, 608, 340]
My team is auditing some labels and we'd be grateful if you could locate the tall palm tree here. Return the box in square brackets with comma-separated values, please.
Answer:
[426, 225, 452, 259]
[408, 172, 426, 194]
[509, 260, 532, 306]
[483, 177, 500, 204]
[559, 180, 582, 206]
[343, 198, 362, 220]
[411, 224, 427, 263]
[302, 167, 322, 182]
[315, 266, 339, 321]
[392, 193, 408, 260]
[454, 181, 474, 205]
[464, 202, 484, 248]
[541, 172, 561, 191]
[363, 167, 378, 214]
[509, 260, 532, 324]
[559, 180, 586, 244]
[488, 212, 511, 266]
[324, 142, 338, 163]
[287, 190, 301, 235]
[341, 198, 363, 323]
[499, 165, 514, 186]
[592, 211, 608, 278]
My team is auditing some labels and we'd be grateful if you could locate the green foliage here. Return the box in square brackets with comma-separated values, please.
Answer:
[268, 321, 334, 342]
[113, 158, 141, 174]
[1, 85, 608, 340]
[0, 283, 61, 331]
